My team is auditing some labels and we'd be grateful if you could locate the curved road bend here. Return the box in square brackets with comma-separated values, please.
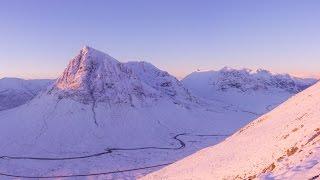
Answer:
[0, 133, 229, 179]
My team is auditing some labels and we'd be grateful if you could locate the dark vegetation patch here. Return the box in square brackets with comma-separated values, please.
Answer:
[262, 163, 276, 173]
[282, 134, 289, 139]
[286, 147, 298, 157]
[306, 128, 320, 145]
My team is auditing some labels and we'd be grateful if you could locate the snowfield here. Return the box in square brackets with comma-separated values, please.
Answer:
[143, 81, 320, 179]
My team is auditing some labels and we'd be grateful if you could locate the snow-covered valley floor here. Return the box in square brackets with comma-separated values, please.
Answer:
[0, 132, 229, 179]
[0, 93, 256, 179]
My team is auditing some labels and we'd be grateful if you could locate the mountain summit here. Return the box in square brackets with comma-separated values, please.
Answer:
[50, 46, 146, 105]
[49, 46, 194, 106]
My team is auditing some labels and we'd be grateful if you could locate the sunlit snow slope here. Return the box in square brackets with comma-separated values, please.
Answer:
[144, 81, 320, 179]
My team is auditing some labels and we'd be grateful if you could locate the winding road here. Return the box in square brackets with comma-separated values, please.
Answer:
[0, 133, 229, 179]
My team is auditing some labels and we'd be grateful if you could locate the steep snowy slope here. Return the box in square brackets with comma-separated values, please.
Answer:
[182, 67, 317, 114]
[143, 81, 320, 179]
[49, 47, 195, 108]
[125, 61, 194, 104]
[0, 78, 53, 111]
[0, 46, 256, 179]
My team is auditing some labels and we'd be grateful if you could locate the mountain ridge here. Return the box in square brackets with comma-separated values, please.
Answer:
[182, 67, 317, 115]
[183, 67, 317, 93]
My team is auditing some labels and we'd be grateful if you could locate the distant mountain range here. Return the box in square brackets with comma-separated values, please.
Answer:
[182, 67, 317, 114]
[1, 61, 316, 114]
[0, 78, 53, 111]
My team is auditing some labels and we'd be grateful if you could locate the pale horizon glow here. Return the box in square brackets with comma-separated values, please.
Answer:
[0, 0, 319, 80]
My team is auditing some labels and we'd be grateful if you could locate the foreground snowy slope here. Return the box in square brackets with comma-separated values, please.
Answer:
[0, 78, 53, 111]
[143, 81, 320, 179]
[0, 46, 256, 179]
[183, 68, 317, 114]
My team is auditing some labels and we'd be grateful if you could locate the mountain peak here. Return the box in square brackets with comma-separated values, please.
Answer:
[81, 45, 103, 55]
[47, 47, 195, 106]
[49, 47, 131, 103]
[81, 45, 92, 51]
[78, 46, 118, 63]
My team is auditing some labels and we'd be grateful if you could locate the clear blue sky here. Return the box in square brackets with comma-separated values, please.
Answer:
[0, 0, 319, 79]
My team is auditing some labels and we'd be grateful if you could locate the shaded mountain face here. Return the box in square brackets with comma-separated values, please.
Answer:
[48, 46, 194, 106]
[0, 78, 53, 111]
[125, 61, 194, 104]
[182, 67, 317, 114]
[143, 81, 320, 180]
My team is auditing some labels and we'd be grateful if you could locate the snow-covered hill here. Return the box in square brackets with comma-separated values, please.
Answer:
[0, 78, 53, 111]
[182, 67, 317, 114]
[143, 81, 320, 179]
[0, 46, 256, 179]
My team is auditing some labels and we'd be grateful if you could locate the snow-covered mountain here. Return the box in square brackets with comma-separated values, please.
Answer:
[1, 46, 201, 153]
[0, 78, 53, 111]
[182, 67, 317, 114]
[48, 47, 195, 108]
[143, 81, 320, 179]
[0, 46, 256, 178]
